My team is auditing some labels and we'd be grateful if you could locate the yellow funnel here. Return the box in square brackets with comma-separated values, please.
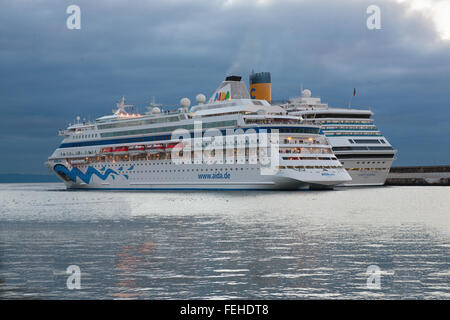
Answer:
[249, 72, 271, 103]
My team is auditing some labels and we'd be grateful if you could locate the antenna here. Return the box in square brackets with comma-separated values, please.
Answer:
[114, 96, 134, 115]
[146, 96, 162, 114]
[149, 96, 162, 108]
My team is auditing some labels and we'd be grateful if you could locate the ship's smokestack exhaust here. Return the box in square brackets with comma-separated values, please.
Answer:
[225, 75, 242, 82]
[249, 71, 271, 103]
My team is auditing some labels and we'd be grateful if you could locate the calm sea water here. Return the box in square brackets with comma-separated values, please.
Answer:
[0, 183, 449, 299]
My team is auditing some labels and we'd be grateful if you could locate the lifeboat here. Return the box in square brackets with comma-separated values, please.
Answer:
[166, 142, 185, 151]
[112, 146, 128, 153]
[146, 143, 164, 154]
[165, 143, 178, 149]
[129, 145, 146, 155]
[129, 145, 145, 150]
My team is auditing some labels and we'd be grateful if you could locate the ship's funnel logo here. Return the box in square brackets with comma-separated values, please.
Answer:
[214, 91, 230, 102]
[212, 84, 231, 102]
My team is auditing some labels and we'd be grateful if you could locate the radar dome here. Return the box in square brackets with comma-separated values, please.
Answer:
[180, 98, 191, 109]
[152, 107, 161, 114]
[196, 94, 206, 104]
[302, 89, 312, 98]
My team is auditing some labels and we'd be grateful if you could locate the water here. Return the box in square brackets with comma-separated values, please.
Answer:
[0, 183, 449, 299]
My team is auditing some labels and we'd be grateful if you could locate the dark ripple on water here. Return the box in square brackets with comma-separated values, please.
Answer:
[0, 183, 449, 299]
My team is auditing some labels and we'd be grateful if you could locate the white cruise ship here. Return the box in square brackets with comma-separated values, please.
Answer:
[281, 89, 396, 186]
[46, 76, 351, 190]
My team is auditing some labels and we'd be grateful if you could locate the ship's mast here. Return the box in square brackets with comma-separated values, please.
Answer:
[113, 96, 134, 115]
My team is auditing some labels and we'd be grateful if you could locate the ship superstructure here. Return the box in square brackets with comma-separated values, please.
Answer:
[282, 89, 396, 186]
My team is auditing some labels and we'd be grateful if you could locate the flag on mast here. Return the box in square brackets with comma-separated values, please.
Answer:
[348, 88, 356, 109]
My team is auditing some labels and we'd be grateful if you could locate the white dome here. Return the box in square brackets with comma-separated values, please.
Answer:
[302, 89, 312, 98]
[152, 107, 161, 114]
[196, 94, 206, 104]
[180, 97, 191, 108]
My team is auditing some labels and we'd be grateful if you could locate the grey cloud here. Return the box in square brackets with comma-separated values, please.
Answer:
[0, 0, 449, 173]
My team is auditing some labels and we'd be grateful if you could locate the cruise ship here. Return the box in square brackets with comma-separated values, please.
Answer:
[281, 89, 396, 186]
[46, 76, 351, 190]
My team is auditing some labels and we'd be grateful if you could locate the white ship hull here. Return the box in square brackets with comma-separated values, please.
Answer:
[327, 136, 395, 187]
[46, 160, 350, 191]
[339, 158, 394, 186]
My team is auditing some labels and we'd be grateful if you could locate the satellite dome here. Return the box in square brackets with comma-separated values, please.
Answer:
[152, 107, 161, 114]
[196, 94, 206, 104]
[180, 97, 191, 109]
[302, 89, 312, 98]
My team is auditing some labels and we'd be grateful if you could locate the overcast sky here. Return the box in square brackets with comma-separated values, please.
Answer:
[1, 0, 449, 174]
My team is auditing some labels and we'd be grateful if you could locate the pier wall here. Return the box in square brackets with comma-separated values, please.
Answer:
[386, 166, 450, 186]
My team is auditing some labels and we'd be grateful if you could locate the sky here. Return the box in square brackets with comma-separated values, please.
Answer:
[0, 0, 449, 174]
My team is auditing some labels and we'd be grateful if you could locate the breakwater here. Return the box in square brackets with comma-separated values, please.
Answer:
[386, 166, 450, 186]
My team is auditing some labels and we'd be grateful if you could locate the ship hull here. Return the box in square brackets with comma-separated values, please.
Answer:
[326, 136, 396, 187]
[338, 158, 394, 186]
[46, 160, 350, 191]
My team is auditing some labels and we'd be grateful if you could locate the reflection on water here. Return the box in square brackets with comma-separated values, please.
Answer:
[0, 183, 449, 299]
[113, 242, 155, 299]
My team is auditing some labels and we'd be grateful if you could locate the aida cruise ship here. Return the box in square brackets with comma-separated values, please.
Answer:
[281, 89, 396, 186]
[46, 76, 351, 190]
